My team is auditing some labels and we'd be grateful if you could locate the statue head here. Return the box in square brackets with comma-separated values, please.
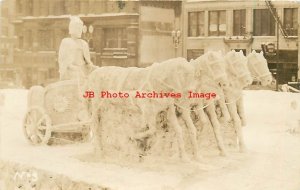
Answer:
[69, 16, 84, 38]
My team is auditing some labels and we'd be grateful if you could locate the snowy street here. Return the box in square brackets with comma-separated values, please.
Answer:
[0, 89, 300, 190]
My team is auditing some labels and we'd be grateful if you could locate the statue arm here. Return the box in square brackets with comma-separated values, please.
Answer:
[81, 40, 94, 65]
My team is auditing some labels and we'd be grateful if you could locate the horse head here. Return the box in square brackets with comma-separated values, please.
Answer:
[225, 50, 253, 88]
[193, 51, 229, 89]
[247, 50, 272, 86]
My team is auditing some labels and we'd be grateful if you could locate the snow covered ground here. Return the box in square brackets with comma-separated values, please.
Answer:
[0, 89, 300, 190]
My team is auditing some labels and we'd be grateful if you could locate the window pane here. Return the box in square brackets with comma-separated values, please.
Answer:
[197, 12, 205, 36]
[292, 9, 298, 35]
[209, 10, 226, 36]
[233, 10, 241, 35]
[219, 11, 226, 36]
[233, 9, 246, 36]
[26, 30, 32, 49]
[104, 28, 127, 48]
[261, 10, 270, 35]
[269, 11, 275, 36]
[209, 11, 218, 36]
[253, 9, 262, 36]
[188, 11, 204, 37]
[121, 29, 127, 48]
[39, 30, 53, 50]
[254, 9, 275, 36]
[284, 8, 293, 28]
[284, 8, 298, 36]
[188, 12, 198, 37]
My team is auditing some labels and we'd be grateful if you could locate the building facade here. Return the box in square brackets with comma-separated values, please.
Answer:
[7, 0, 181, 88]
[183, 0, 300, 84]
[0, 0, 19, 87]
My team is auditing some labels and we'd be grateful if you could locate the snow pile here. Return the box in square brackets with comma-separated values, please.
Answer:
[1, 89, 300, 190]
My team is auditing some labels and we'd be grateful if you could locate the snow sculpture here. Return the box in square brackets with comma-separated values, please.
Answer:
[87, 51, 229, 161]
[187, 51, 231, 156]
[247, 50, 272, 86]
[222, 50, 253, 152]
[244, 50, 272, 124]
[220, 50, 272, 152]
[58, 16, 96, 81]
[88, 58, 198, 161]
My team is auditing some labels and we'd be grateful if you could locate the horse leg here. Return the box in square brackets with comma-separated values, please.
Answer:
[205, 104, 227, 156]
[167, 104, 189, 162]
[195, 100, 210, 126]
[134, 100, 157, 139]
[181, 108, 202, 161]
[236, 96, 247, 126]
[218, 97, 230, 122]
[227, 101, 247, 152]
[91, 100, 103, 156]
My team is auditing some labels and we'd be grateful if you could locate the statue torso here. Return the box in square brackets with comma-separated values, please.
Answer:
[63, 38, 86, 67]
[59, 38, 88, 80]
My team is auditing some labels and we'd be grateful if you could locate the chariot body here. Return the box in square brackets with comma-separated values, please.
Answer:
[23, 80, 91, 145]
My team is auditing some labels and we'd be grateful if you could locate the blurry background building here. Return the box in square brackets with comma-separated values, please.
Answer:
[0, 0, 19, 88]
[1, 0, 182, 88]
[183, 0, 300, 85]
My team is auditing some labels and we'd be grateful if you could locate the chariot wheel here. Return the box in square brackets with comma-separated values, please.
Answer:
[23, 106, 52, 145]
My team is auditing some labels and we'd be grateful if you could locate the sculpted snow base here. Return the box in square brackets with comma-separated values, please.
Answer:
[86, 50, 272, 162]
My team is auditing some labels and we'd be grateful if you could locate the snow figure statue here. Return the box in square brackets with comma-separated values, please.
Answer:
[220, 50, 272, 152]
[23, 16, 97, 146]
[58, 16, 96, 81]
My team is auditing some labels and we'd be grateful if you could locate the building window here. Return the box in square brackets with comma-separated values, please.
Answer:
[16, 0, 23, 14]
[209, 10, 226, 36]
[233, 9, 246, 36]
[73, 1, 80, 14]
[187, 49, 204, 61]
[27, 0, 33, 16]
[284, 8, 298, 36]
[188, 11, 205, 37]
[103, 28, 127, 49]
[1, 26, 8, 37]
[19, 36, 24, 49]
[39, 30, 53, 50]
[253, 9, 275, 36]
[54, 0, 65, 15]
[25, 30, 32, 50]
[40, 0, 49, 16]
